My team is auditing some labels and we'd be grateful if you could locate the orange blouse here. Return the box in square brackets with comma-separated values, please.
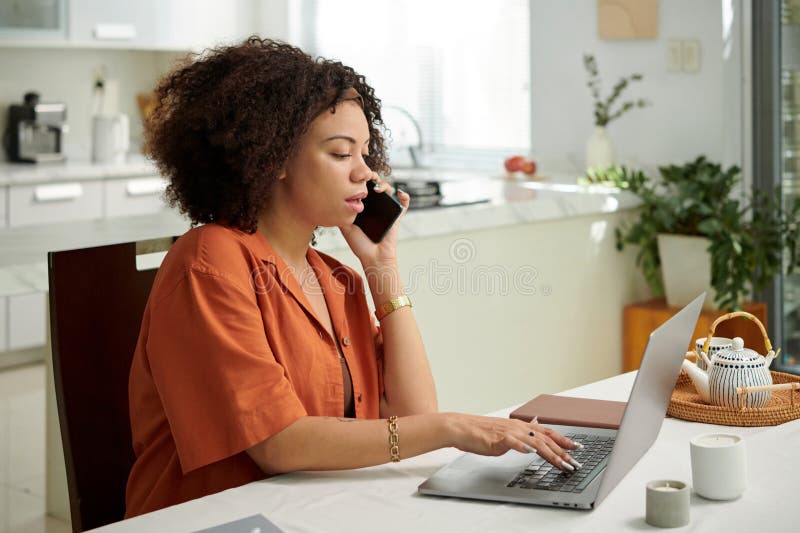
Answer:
[125, 224, 384, 517]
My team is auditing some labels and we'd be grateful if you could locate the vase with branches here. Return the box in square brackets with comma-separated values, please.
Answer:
[583, 54, 650, 169]
[583, 54, 649, 127]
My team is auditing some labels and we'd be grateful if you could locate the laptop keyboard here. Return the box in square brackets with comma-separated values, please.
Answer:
[506, 433, 615, 493]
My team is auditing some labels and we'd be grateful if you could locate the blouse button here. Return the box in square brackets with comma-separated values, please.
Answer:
[342, 336, 351, 346]
[357, 393, 363, 403]
[318, 331, 325, 340]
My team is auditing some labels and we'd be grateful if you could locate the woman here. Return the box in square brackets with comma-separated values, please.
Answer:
[125, 37, 580, 517]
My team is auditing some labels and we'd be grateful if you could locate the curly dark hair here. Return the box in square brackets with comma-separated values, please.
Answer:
[145, 36, 389, 233]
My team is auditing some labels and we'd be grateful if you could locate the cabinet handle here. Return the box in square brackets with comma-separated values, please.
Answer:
[33, 183, 83, 203]
[126, 178, 166, 197]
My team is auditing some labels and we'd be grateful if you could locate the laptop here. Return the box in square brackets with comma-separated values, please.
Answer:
[418, 293, 704, 510]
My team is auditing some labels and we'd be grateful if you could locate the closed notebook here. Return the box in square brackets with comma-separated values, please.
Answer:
[194, 514, 283, 533]
[509, 394, 627, 430]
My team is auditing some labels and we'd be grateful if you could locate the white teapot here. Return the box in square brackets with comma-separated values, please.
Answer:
[681, 312, 778, 408]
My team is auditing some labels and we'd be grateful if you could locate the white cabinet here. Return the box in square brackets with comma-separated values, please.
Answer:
[0, 186, 6, 227]
[67, 0, 258, 51]
[7, 292, 46, 351]
[152, 0, 260, 51]
[1, 0, 270, 50]
[104, 176, 168, 217]
[68, 0, 159, 47]
[8, 181, 103, 227]
[1, 173, 167, 357]
[0, 188, 5, 351]
[0, 0, 68, 40]
[0, 297, 6, 351]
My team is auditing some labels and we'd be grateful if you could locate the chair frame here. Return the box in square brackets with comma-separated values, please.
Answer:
[48, 237, 175, 532]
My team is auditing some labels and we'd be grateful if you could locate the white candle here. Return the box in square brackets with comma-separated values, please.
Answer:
[695, 434, 740, 448]
[653, 485, 680, 492]
[690, 433, 747, 500]
[646, 480, 690, 527]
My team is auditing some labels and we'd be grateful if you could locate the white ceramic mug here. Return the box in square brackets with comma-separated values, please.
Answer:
[695, 336, 733, 370]
[92, 113, 129, 164]
[690, 433, 747, 500]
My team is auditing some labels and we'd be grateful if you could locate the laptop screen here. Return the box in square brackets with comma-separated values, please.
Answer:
[594, 294, 704, 505]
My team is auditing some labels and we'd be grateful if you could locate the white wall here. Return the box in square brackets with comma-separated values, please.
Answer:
[326, 210, 652, 414]
[529, 0, 732, 171]
[0, 48, 185, 160]
[258, 0, 291, 43]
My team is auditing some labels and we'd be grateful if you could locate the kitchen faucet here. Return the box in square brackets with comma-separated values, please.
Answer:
[382, 104, 425, 168]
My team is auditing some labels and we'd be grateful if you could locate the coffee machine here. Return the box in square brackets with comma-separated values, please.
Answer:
[3, 92, 68, 163]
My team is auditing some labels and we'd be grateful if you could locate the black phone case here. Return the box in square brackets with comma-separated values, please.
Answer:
[353, 180, 403, 243]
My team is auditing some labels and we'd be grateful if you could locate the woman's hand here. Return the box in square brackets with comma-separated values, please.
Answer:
[339, 173, 410, 268]
[443, 413, 582, 472]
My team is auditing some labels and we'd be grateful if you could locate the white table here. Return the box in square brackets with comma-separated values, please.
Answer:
[89, 372, 799, 532]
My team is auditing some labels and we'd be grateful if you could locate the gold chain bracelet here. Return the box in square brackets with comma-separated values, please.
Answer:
[387, 415, 400, 463]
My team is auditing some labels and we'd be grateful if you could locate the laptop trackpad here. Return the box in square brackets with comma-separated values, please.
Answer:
[429, 451, 533, 484]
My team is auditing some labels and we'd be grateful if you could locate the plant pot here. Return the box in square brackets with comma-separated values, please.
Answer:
[657, 234, 718, 310]
[585, 126, 615, 170]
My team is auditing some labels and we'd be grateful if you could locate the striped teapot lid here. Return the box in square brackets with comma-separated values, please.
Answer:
[715, 337, 761, 363]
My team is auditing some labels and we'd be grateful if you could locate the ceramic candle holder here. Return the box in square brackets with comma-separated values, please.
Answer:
[645, 480, 690, 528]
[690, 433, 747, 500]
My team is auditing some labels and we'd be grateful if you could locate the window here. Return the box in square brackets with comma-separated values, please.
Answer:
[294, 0, 530, 167]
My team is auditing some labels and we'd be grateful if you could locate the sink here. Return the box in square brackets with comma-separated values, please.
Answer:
[390, 169, 498, 209]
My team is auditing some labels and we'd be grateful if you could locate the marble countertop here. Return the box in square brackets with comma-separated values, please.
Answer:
[0, 155, 158, 186]
[315, 177, 638, 249]
[0, 176, 639, 297]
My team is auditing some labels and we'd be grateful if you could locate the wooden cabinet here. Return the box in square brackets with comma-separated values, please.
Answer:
[622, 298, 768, 372]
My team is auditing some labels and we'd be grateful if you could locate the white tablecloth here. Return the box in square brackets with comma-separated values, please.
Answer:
[90, 372, 799, 532]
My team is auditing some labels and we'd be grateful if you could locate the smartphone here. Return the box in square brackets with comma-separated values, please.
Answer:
[353, 179, 404, 243]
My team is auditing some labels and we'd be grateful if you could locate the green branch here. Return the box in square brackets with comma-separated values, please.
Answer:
[583, 54, 650, 127]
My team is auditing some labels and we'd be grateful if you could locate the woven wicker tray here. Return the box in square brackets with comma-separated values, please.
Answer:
[668, 370, 800, 426]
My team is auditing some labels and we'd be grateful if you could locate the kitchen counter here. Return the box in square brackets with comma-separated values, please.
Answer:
[0, 155, 158, 186]
[316, 175, 638, 249]
[0, 177, 638, 296]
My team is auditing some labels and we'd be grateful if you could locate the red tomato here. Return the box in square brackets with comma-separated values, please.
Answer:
[521, 160, 537, 175]
[504, 155, 525, 172]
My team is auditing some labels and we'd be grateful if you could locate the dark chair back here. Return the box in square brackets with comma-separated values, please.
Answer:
[48, 237, 175, 532]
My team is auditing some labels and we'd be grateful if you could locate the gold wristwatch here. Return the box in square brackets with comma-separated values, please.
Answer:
[374, 295, 412, 321]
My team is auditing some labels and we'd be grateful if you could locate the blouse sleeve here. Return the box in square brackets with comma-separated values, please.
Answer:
[145, 267, 307, 473]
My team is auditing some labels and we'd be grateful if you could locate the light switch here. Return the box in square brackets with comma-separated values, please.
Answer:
[682, 40, 701, 72]
[667, 41, 683, 72]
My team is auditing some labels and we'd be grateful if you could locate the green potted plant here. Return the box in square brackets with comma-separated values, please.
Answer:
[590, 157, 800, 310]
[582, 54, 649, 170]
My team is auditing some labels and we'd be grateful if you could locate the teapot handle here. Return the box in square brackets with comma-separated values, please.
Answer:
[703, 311, 772, 354]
